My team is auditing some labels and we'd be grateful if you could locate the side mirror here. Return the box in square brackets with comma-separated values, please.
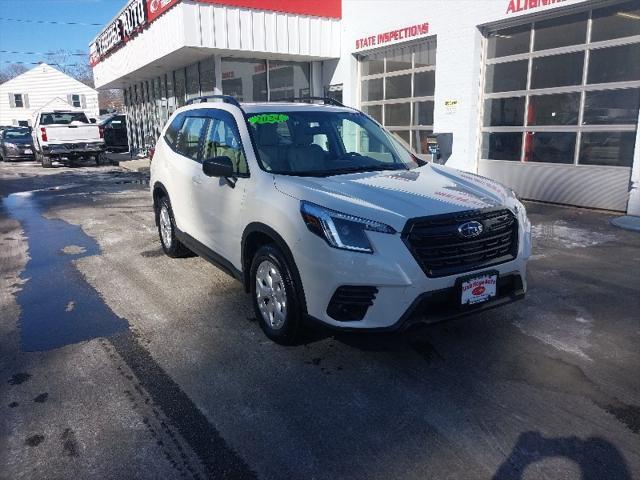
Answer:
[203, 156, 234, 178]
[90, 118, 97, 124]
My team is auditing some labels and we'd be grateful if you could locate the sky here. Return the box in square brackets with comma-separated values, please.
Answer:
[0, 0, 124, 68]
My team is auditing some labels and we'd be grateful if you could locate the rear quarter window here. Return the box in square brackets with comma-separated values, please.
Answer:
[175, 116, 208, 161]
[164, 113, 185, 147]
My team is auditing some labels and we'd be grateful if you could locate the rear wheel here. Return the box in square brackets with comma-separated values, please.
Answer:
[40, 153, 52, 168]
[157, 196, 190, 258]
[250, 245, 304, 344]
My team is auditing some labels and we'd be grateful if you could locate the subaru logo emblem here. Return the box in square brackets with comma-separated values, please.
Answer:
[458, 221, 483, 238]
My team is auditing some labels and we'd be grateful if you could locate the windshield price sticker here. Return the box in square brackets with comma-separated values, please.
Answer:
[248, 114, 289, 125]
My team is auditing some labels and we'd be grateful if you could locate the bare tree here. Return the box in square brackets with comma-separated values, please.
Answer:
[0, 63, 28, 84]
[45, 49, 94, 87]
[44, 49, 125, 113]
[99, 89, 125, 113]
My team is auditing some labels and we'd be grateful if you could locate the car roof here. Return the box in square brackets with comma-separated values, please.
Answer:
[242, 102, 354, 114]
[176, 101, 354, 115]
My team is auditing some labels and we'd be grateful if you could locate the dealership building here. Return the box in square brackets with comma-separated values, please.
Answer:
[91, 0, 640, 214]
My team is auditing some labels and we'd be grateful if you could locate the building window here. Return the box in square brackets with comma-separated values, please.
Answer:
[358, 39, 437, 158]
[186, 63, 200, 100]
[174, 68, 186, 107]
[325, 84, 343, 104]
[71, 94, 81, 108]
[221, 58, 310, 102]
[482, 1, 640, 167]
[268, 61, 310, 101]
[10, 93, 28, 108]
[200, 58, 216, 97]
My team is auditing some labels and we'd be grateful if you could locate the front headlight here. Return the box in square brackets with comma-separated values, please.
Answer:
[4, 142, 17, 149]
[508, 188, 527, 216]
[300, 201, 396, 253]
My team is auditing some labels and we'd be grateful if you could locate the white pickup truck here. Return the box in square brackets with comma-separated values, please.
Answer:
[32, 109, 106, 168]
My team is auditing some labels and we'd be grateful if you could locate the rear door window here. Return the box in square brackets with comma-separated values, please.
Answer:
[175, 116, 208, 161]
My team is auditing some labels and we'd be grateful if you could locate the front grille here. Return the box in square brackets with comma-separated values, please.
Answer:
[327, 286, 378, 322]
[403, 208, 518, 278]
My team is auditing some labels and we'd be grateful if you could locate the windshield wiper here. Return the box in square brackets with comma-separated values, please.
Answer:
[324, 164, 406, 176]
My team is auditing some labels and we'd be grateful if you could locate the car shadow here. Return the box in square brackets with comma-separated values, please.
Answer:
[493, 431, 632, 480]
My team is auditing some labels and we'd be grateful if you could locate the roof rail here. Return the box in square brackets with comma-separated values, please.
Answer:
[289, 96, 346, 107]
[186, 95, 243, 109]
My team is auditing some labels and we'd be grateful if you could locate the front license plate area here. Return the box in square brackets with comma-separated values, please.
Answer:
[24, 149, 33, 154]
[459, 271, 498, 306]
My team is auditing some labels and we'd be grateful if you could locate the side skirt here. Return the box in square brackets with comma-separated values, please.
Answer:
[174, 228, 244, 283]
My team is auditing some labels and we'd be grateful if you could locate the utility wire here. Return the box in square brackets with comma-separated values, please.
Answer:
[0, 50, 89, 56]
[1, 60, 86, 67]
[0, 17, 103, 26]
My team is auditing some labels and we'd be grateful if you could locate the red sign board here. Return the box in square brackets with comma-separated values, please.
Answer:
[147, 0, 180, 22]
[91, 0, 341, 66]
[194, 0, 341, 19]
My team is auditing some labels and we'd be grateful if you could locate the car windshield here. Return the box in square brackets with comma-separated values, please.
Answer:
[246, 110, 419, 176]
[40, 112, 89, 125]
[3, 129, 31, 140]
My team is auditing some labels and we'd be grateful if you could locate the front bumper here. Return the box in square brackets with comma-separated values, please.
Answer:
[295, 209, 531, 331]
[4, 153, 35, 161]
[306, 273, 525, 332]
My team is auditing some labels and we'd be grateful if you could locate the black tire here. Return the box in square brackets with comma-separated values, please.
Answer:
[250, 244, 304, 345]
[157, 196, 190, 258]
[41, 154, 52, 168]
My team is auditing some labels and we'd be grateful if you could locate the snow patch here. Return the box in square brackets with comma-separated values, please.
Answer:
[531, 221, 616, 248]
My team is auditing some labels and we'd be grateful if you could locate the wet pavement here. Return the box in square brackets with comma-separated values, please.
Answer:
[1, 160, 639, 479]
[4, 189, 127, 351]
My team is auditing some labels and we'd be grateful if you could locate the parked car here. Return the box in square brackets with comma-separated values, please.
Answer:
[99, 114, 129, 153]
[0, 127, 35, 162]
[150, 96, 532, 344]
[31, 108, 105, 168]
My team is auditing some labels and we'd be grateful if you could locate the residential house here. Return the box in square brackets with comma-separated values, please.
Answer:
[0, 63, 99, 127]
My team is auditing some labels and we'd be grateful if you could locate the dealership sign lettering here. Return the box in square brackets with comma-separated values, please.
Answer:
[506, 0, 568, 14]
[91, 0, 147, 65]
[355, 22, 429, 50]
[90, 0, 181, 65]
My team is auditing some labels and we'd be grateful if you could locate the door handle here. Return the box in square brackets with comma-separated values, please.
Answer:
[192, 176, 202, 185]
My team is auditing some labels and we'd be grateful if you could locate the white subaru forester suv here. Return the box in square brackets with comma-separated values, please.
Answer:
[151, 96, 531, 344]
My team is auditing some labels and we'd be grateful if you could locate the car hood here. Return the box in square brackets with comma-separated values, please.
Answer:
[274, 164, 517, 231]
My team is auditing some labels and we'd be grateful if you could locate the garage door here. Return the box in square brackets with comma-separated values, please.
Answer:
[479, 0, 640, 211]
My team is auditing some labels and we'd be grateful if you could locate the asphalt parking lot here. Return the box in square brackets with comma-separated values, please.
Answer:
[1, 160, 639, 480]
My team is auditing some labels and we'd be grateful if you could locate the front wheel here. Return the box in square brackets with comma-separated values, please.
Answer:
[250, 245, 304, 344]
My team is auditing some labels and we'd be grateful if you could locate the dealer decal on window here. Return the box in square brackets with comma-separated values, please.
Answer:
[248, 114, 289, 125]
